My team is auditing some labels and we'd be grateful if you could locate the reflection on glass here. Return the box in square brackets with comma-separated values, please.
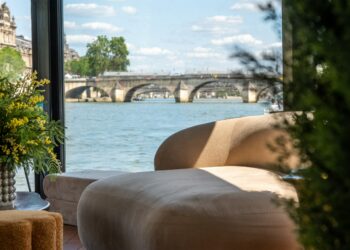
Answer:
[1, 1, 34, 191]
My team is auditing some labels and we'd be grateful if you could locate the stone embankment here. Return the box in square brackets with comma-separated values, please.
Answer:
[65, 97, 112, 103]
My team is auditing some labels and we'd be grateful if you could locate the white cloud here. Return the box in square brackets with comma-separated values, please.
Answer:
[191, 15, 242, 35]
[186, 47, 222, 59]
[66, 35, 96, 45]
[267, 42, 282, 48]
[121, 6, 137, 14]
[81, 22, 123, 33]
[65, 3, 116, 16]
[64, 21, 78, 29]
[135, 47, 172, 56]
[129, 55, 146, 62]
[207, 16, 243, 24]
[126, 43, 136, 50]
[211, 34, 262, 46]
[230, 3, 259, 11]
[191, 25, 238, 35]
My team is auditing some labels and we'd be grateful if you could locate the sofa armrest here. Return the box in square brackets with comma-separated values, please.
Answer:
[154, 113, 299, 171]
[155, 119, 235, 170]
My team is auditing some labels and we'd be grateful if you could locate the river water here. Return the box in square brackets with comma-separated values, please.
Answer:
[16, 98, 267, 191]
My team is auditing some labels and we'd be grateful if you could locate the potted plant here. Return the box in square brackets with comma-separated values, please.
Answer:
[0, 72, 64, 209]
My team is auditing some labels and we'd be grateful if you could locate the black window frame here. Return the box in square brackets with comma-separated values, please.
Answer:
[31, 0, 65, 196]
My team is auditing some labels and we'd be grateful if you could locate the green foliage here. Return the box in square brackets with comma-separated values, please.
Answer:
[65, 57, 89, 77]
[235, 1, 350, 248]
[109, 37, 129, 72]
[0, 47, 26, 79]
[0, 73, 64, 174]
[85, 35, 130, 76]
[282, 1, 350, 248]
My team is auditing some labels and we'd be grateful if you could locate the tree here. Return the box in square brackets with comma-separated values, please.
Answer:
[65, 57, 89, 77]
[86, 36, 110, 76]
[234, 1, 350, 248]
[0, 46, 26, 78]
[85, 36, 129, 76]
[108, 37, 129, 72]
[281, 1, 350, 248]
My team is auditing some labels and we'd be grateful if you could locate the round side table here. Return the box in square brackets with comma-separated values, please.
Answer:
[14, 191, 50, 210]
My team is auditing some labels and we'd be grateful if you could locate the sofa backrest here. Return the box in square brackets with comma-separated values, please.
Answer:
[154, 113, 299, 172]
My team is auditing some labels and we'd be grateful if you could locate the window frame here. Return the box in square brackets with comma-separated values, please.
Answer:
[31, 0, 65, 196]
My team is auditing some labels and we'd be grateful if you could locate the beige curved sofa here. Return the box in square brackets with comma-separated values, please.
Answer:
[155, 113, 298, 172]
[78, 113, 300, 250]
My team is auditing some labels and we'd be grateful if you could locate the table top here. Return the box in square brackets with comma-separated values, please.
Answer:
[14, 192, 50, 211]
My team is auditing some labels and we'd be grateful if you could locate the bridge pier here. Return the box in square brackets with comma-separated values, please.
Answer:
[174, 81, 190, 103]
[111, 82, 125, 102]
[81, 90, 88, 99]
[241, 82, 258, 103]
[89, 87, 101, 99]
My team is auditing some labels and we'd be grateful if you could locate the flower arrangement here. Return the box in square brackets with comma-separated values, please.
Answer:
[0, 72, 64, 173]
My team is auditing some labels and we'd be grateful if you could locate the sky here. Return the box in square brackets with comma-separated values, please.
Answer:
[7, 0, 281, 74]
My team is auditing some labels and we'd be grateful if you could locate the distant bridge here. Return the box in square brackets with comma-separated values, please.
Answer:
[65, 73, 280, 103]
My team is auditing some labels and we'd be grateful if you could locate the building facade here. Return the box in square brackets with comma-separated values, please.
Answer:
[0, 3, 79, 70]
[64, 34, 80, 62]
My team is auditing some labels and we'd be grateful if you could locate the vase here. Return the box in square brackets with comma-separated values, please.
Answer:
[0, 164, 16, 210]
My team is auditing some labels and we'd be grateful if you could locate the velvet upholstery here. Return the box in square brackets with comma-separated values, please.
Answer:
[155, 113, 299, 171]
[0, 211, 63, 250]
[78, 167, 299, 250]
[44, 170, 124, 225]
[78, 113, 300, 250]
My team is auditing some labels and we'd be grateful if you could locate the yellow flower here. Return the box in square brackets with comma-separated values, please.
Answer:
[1, 145, 11, 155]
[47, 147, 57, 159]
[31, 73, 50, 86]
[12, 152, 19, 164]
[36, 117, 47, 130]
[17, 145, 27, 155]
[27, 140, 38, 146]
[6, 117, 29, 130]
[5, 137, 16, 145]
[0, 92, 4, 98]
[44, 137, 52, 145]
[6, 102, 29, 112]
[28, 95, 45, 105]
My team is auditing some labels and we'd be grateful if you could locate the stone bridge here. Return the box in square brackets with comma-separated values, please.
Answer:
[65, 73, 279, 103]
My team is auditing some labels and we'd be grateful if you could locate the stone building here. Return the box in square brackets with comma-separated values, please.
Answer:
[64, 34, 80, 62]
[0, 3, 16, 49]
[15, 35, 32, 69]
[0, 3, 79, 70]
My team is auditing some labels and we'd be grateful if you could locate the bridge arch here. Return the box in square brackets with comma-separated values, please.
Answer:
[189, 80, 242, 102]
[124, 83, 172, 102]
[65, 86, 109, 99]
[124, 84, 151, 102]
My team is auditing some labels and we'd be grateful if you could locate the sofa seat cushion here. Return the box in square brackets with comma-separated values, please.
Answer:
[44, 170, 125, 225]
[44, 170, 125, 202]
[78, 166, 299, 250]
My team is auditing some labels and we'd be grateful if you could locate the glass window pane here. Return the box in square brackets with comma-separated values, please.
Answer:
[2, 1, 34, 191]
[63, 0, 282, 173]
